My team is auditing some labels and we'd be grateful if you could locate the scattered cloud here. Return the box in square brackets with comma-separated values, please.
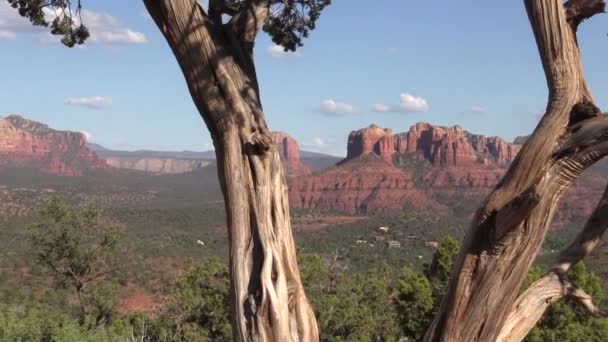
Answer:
[386, 47, 399, 54]
[301, 136, 344, 156]
[64, 96, 112, 109]
[373, 104, 391, 112]
[321, 98, 357, 116]
[0, 30, 15, 40]
[460, 105, 486, 115]
[81, 131, 93, 142]
[470, 105, 485, 113]
[303, 137, 326, 149]
[373, 93, 429, 113]
[0, 2, 147, 45]
[267, 44, 301, 58]
[0, 2, 44, 35]
[74, 10, 148, 45]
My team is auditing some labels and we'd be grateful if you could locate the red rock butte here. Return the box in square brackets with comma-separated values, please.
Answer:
[345, 122, 522, 168]
[271, 131, 311, 177]
[0, 115, 107, 176]
[289, 122, 525, 214]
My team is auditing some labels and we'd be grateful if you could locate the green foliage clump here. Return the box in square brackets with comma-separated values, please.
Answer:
[396, 267, 434, 340]
[0, 306, 129, 342]
[29, 198, 121, 325]
[8, 0, 89, 47]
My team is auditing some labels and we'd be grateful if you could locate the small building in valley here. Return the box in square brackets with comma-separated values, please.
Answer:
[386, 240, 401, 249]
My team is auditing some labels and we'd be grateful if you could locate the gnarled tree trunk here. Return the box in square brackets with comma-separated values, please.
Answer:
[496, 183, 608, 341]
[142, 1, 318, 341]
[425, 1, 608, 341]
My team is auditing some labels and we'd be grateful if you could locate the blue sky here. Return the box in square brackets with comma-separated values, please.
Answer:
[1, 1, 607, 156]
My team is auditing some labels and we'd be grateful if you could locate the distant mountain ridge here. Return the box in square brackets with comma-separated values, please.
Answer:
[89, 133, 340, 175]
[0, 115, 106, 176]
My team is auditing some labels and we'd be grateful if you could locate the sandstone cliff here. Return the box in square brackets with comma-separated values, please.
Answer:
[0, 115, 106, 176]
[288, 154, 441, 214]
[345, 125, 396, 164]
[289, 122, 524, 214]
[105, 157, 213, 174]
[272, 131, 311, 177]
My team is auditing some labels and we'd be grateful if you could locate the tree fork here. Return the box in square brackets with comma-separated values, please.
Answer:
[424, 1, 607, 341]
[496, 183, 608, 342]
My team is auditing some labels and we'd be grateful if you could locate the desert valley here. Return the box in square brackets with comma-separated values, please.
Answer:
[2, 0, 608, 340]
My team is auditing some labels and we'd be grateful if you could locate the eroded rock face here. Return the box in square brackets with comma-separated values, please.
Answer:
[345, 122, 522, 168]
[289, 122, 524, 214]
[105, 157, 213, 174]
[288, 155, 441, 214]
[346, 124, 395, 164]
[0, 115, 106, 176]
[272, 131, 311, 177]
[399, 122, 522, 167]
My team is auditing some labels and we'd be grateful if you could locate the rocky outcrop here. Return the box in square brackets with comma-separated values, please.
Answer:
[346, 123, 522, 168]
[272, 131, 311, 177]
[0, 115, 106, 176]
[288, 155, 441, 214]
[105, 157, 213, 174]
[289, 122, 524, 214]
[346, 125, 396, 164]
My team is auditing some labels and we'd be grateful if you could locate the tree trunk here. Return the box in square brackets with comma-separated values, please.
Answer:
[143, 1, 318, 341]
[424, 1, 608, 341]
[496, 182, 608, 342]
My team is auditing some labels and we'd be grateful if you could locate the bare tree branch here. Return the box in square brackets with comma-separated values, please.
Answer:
[565, 0, 607, 31]
[553, 181, 608, 271]
[497, 182, 608, 342]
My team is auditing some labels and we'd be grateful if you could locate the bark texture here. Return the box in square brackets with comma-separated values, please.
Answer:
[496, 183, 608, 342]
[142, 1, 318, 341]
[424, 1, 607, 341]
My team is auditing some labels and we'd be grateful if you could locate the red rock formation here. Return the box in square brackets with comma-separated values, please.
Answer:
[344, 123, 522, 168]
[401, 123, 522, 168]
[0, 115, 107, 176]
[289, 122, 525, 214]
[288, 155, 441, 214]
[272, 131, 311, 177]
[346, 124, 395, 163]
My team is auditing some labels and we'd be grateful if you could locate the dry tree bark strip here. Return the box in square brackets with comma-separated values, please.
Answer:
[424, 1, 608, 340]
[497, 184, 608, 342]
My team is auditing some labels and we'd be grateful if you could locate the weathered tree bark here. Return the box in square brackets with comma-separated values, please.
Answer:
[424, 1, 607, 341]
[496, 183, 608, 342]
[142, 1, 318, 341]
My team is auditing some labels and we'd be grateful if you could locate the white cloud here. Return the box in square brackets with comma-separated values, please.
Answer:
[0, 30, 15, 40]
[78, 10, 148, 45]
[0, 2, 44, 34]
[321, 99, 356, 115]
[373, 104, 391, 112]
[0, 2, 147, 45]
[303, 137, 326, 149]
[458, 105, 486, 116]
[386, 47, 399, 54]
[373, 93, 429, 113]
[64, 96, 112, 109]
[301, 136, 344, 156]
[470, 105, 485, 113]
[81, 131, 93, 142]
[267, 44, 301, 58]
